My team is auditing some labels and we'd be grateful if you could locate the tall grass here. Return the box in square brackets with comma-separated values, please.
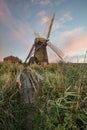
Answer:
[0, 61, 27, 130]
[33, 63, 87, 130]
[0, 62, 87, 130]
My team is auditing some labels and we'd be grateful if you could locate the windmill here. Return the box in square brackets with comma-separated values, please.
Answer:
[25, 13, 64, 65]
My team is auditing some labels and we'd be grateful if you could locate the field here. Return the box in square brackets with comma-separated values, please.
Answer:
[0, 62, 87, 130]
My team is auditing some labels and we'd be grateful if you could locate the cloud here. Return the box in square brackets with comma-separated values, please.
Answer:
[59, 12, 72, 23]
[65, 34, 87, 55]
[47, 27, 87, 62]
[37, 10, 46, 17]
[31, 0, 51, 5]
[53, 0, 66, 5]
[40, 0, 51, 5]
[37, 10, 49, 25]
[31, 0, 34, 2]
[31, 0, 65, 6]
[59, 27, 83, 41]
[15, 21, 33, 37]
[11, 29, 30, 50]
[59, 28, 87, 56]
[41, 16, 49, 24]
[0, 12, 3, 16]
[37, 11, 72, 29]
[50, 27, 87, 61]
[0, 0, 12, 24]
[49, 55, 58, 62]
[0, 0, 33, 55]
[53, 12, 73, 30]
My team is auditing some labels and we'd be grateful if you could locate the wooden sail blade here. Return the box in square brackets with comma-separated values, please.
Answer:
[34, 32, 41, 38]
[24, 44, 35, 63]
[47, 42, 64, 59]
[46, 13, 55, 39]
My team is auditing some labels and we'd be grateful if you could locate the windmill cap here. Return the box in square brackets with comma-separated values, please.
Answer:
[35, 37, 48, 42]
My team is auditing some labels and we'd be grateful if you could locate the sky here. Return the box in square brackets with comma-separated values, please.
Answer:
[0, 0, 87, 63]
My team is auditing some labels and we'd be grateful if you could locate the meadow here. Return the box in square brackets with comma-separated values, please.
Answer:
[0, 62, 87, 130]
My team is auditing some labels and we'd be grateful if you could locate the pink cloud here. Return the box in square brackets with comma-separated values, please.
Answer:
[49, 52, 62, 62]
[18, 27, 26, 35]
[41, 16, 48, 24]
[0, 0, 12, 23]
[49, 55, 58, 62]
[47, 47, 62, 62]
[49, 30, 87, 62]
[37, 10, 48, 25]
[16, 22, 33, 36]
[0, 11, 4, 17]
[0, 11, 5, 22]
[37, 10, 46, 17]
[31, 0, 34, 2]
[12, 29, 30, 51]
[0, 0, 17, 36]
[53, 28, 87, 59]
[59, 28, 83, 41]
[64, 34, 87, 56]
[0, 0, 33, 55]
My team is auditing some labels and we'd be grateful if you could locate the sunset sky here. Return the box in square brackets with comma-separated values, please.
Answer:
[0, 0, 87, 62]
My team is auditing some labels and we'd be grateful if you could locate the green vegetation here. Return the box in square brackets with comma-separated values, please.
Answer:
[0, 62, 26, 130]
[0, 62, 87, 130]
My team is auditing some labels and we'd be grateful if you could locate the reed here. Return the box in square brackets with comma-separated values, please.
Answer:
[0, 62, 87, 130]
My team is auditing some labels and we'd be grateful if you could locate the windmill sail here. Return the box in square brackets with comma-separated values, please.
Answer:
[34, 32, 41, 38]
[46, 13, 55, 39]
[25, 44, 35, 63]
[47, 42, 64, 59]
